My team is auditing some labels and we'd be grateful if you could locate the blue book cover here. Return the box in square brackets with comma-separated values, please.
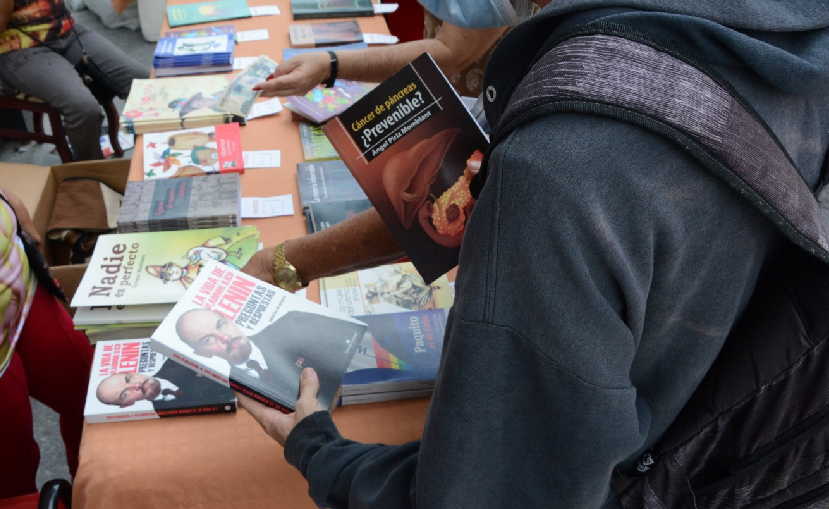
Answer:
[154, 33, 235, 68]
[167, 0, 251, 28]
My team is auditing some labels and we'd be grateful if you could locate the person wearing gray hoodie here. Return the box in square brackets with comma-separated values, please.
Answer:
[239, 2, 829, 507]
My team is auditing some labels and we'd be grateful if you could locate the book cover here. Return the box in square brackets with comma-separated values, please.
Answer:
[288, 20, 363, 48]
[121, 76, 237, 134]
[71, 226, 261, 308]
[162, 24, 236, 39]
[150, 261, 367, 412]
[116, 173, 241, 232]
[73, 303, 174, 326]
[84, 338, 236, 423]
[282, 41, 367, 61]
[142, 125, 243, 179]
[296, 159, 367, 206]
[299, 121, 338, 160]
[167, 0, 251, 27]
[323, 53, 488, 283]
[342, 308, 446, 398]
[153, 33, 235, 67]
[285, 80, 374, 124]
[290, 0, 373, 19]
[320, 262, 454, 316]
[306, 198, 372, 233]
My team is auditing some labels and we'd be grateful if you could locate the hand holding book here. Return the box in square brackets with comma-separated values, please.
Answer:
[236, 367, 323, 446]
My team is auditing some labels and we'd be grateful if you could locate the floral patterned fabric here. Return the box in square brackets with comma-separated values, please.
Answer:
[0, 197, 35, 377]
[0, 0, 74, 54]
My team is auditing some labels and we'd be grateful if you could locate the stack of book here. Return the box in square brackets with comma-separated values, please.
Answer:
[117, 174, 242, 233]
[319, 262, 455, 404]
[153, 26, 236, 77]
[70, 226, 261, 342]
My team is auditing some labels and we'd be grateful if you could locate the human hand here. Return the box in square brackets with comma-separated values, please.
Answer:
[252, 53, 330, 97]
[237, 367, 325, 446]
[0, 188, 41, 247]
[242, 246, 275, 284]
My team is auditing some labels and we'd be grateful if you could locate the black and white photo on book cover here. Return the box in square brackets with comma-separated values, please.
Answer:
[151, 260, 367, 412]
[84, 338, 236, 423]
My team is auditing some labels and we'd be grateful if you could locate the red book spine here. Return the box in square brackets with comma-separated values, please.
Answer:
[216, 122, 245, 174]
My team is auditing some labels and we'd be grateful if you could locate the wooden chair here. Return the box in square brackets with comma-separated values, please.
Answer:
[0, 76, 124, 162]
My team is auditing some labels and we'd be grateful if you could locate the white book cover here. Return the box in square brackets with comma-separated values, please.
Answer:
[70, 226, 260, 308]
[150, 260, 367, 412]
[84, 338, 236, 423]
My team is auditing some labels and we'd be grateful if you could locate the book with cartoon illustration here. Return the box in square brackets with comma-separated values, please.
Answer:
[341, 308, 447, 405]
[121, 76, 240, 134]
[288, 20, 363, 48]
[323, 53, 488, 283]
[117, 173, 241, 232]
[70, 226, 261, 307]
[320, 262, 454, 316]
[285, 80, 374, 124]
[154, 32, 235, 67]
[142, 124, 243, 179]
[150, 261, 367, 413]
[290, 0, 373, 19]
[167, 0, 251, 27]
[85, 338, 236, 423]
[298, 122, 338, 161]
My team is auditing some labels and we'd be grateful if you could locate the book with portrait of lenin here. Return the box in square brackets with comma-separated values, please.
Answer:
[151, 261, 367, 412]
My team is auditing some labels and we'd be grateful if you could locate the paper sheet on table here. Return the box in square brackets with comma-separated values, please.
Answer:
[241, 195, 294, 217]
[363, 33, 399, 45]
[246, 98, 283, 120]
[243, 150, 281, 168]
[373, 3, 398, 13]
[236, 29, 270, 42]
[233, 56, 258, 70]
[249, 5, 280, 16]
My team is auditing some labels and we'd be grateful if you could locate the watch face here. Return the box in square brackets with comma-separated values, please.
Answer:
[275, 267, 300, 290]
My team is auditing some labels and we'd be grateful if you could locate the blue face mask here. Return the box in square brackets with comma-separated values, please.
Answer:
[418, 0, 519, 28]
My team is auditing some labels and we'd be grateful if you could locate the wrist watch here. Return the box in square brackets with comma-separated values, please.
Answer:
[271, 242, 303, 292]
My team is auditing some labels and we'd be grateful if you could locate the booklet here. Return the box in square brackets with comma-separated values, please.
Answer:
[85, 338, 236, 423]
[323, 53, 489, 283]
[71, 226, 260, 308]
[151, 261, 367, 412]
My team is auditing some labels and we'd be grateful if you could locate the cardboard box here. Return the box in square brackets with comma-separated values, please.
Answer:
[0, 158, 130, 299]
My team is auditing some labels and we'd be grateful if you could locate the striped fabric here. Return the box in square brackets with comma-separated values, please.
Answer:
[0, 198, 36, 377]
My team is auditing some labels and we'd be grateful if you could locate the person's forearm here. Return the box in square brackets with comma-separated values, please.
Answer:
[335, 39, 453, 84]
[285, 207, 404, 284]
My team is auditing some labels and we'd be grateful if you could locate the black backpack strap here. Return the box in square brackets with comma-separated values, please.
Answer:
[475, 24, 829, 263]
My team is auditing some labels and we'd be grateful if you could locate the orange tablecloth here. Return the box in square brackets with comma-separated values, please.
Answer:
[73, 4, 430, 507]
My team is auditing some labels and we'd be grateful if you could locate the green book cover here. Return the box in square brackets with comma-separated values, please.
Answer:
[71, 226, 261, 307]
[167, 0, 251, 28]
[291, 0, 374, 19]
[299, 122, 339, 161]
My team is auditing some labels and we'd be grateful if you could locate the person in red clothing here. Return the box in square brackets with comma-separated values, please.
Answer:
[0, 189, 93, 499]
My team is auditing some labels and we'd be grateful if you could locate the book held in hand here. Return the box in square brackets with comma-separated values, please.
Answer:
[117, 173, 241, 232]
[167, 0, 251, 27]
[323, 53, 489, 283]
[151, 261, 367, 412]
[290, 0, 373, 19]
[288, 20, 363, 47]
[71, 226, 261, 308]
[84, 338, 236, 423]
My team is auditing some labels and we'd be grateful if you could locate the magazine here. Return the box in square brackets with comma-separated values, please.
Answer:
[70, 226, 261, 307]
[84, 338, 236, 423]
[121, 76, 239, 134]
[117, 173, 241, 232]
[288, 20, 363, 48]
[323, 53, 488, 283]
[142, 125, 244, 179]
[320, 262, 454, 316]
[151, 261, 367, 412]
